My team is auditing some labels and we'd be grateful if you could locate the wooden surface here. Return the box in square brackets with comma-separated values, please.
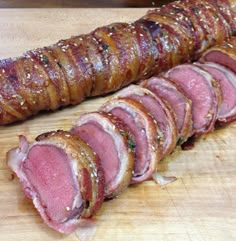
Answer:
[0, 9, 236, 241]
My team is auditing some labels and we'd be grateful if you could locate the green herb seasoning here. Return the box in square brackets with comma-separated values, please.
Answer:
[143, 27, 148, 32]
[192, 7, 199, 14]
[102, 44, 109, 51]
[41, 56, 49, 65]
[122, 131, 136, 151]
[177, 136, 184, 146]
[156, 131, 163, 142]
[127, 137, 136, 151]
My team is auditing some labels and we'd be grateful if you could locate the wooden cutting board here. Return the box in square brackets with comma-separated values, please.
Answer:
[0, 9, 236, 241]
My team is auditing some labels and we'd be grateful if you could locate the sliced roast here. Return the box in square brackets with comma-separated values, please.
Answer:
[114, 84, 178, 157]
[7, 130, 105, 234]
[141, 76, 192, 144]
[200, 37, 236, 73]
[165, 64, 222, 135]
[100, 97, 162, 184]
[71, 112, 134, 198]
[195, 62, 236, 124]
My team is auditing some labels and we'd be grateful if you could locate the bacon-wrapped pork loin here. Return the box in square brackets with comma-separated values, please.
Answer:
[7, 131, 105, 234]
[5, 2, 236, 236]
[165, 64, 222, 136]
[195, 62, 236, 124]
[113, 85, 178, 157]
[100, 98, 162, 184]
[141, 76, 192, 144]
[200, 37, 236, 73]
[71, 112, 135, 199]
[1, 0, 236, 125]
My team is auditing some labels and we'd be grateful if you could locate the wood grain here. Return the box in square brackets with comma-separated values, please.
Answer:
[0, 9, 236, 241]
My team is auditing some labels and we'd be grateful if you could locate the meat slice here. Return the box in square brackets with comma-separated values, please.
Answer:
[71, 112, 134, 198]
[195, 62, 236, 124]
[141, 76, 192, 144]
[200, 37, 236, 73]
[7, 130, 105, 234]
[114, 85, 178, 157]
[100, 97, 162, 184]
[165, 64, 222, 135]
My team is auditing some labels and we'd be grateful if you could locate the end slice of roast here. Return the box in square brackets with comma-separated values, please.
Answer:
[114, 84, 178, 158]
[7, 130, 105, 234]
[100, 97, 162, 184]
[165, 64, 222, 135]
[141, 76, 192, 144]
[195, 62, 236, 124]
[71, 112, 134, 199]
[200, 37, 236, 73]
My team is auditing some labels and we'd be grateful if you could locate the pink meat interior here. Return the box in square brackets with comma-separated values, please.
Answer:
[23, 144, 82, 223]
[204, 51, 236, 73]
[111, 107, 149, 176]
[202, 65, 236, 117]
[147, 79, 185, 133]
[168, 67, 213, 130]
[74, 122, 119, 187]
[129, 94, 169, 151]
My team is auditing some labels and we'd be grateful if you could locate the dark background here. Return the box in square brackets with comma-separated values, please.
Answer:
[0, 0, 174, 8]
